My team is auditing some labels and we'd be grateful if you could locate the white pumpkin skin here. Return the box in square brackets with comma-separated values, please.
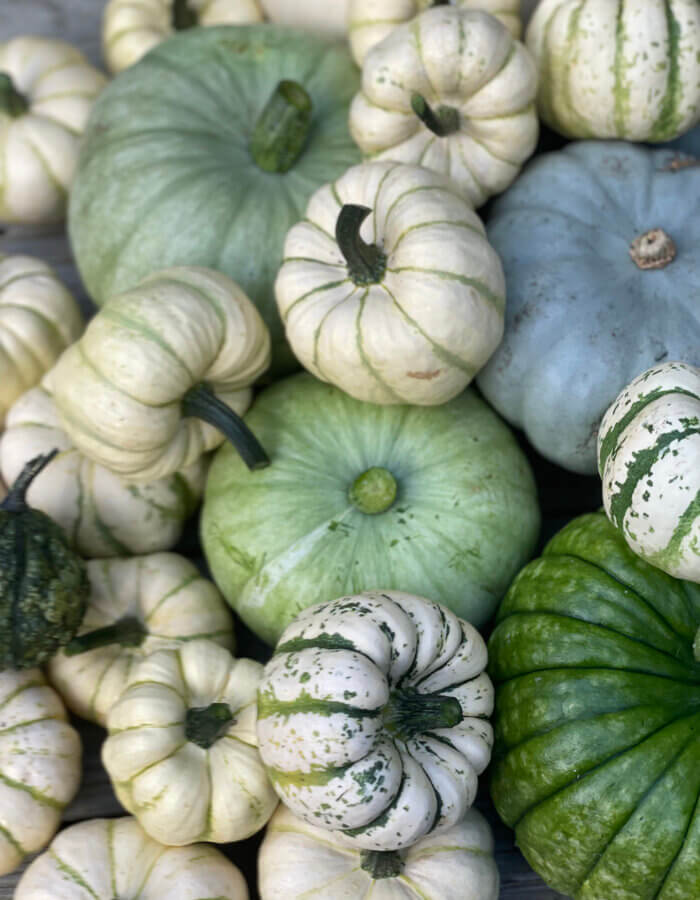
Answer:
[259, 0, 349, 35]
[15, 816, 249, 899]
[350, 7, 538, 207]
[276, 161, 505, 405]
[598, 361, 700, 583]
[526, 0, 700, 142]
[0, 668, 81, 876]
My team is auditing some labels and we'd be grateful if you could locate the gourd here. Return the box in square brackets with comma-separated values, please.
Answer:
[526, 0, 700, 142]
[348, 0, 522, 66]
[598, 361, 700, 583]
[102, 639, 278, 845]
[48, 267, 271, 482]
[201, 373, 540, 645]
[48, 553, 234, 725]
[0, 255, 83, 426]
[488, 512, 700, 900]
[0, 452, 89, 669]
[103, 0, 265, 73]
[68, 25, 361, 375]
[477, 141, 700, 474]
[259, 0, 349, 35]
[14, 816, 249, 899]
[0, 37, 106, 224]
[0, 668, 81, 877]
[275, 161, 505, 405]
[257, 590, 494, 850]
[259, 804, 500, 899]
[349, 6, 538, 207]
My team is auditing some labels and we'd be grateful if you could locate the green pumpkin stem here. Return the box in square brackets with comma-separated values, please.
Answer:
[0, 450, 58, 513]
[349, 467, 397, 515]
[0, 73, 29, 117]
[383, 688, 463, 741]
[360, 850, 405, 880]
[250, 80, 313, 173]
[172, 0, 198, 30]
[336, 205, 388, 286]
[185, 702, 234, 748]
[182, 383, 269, 471]
[63, 617, 147, 656]
[411, 92, 459, 137]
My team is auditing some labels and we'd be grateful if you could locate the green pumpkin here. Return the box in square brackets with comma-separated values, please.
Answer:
[201, 373, 540, 645]
[488, 512, 700, 900]
[67, 25, 361, 375]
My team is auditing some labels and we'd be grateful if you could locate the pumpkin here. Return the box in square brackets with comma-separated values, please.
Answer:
[488, 512, 700, 900]
[0, 37, 106, 225]
[0, 255, 83, 427]
[103, 0, 265, 73]
[48, 553, 234, 725]
[259, 0, 349, 35]
[348, 0, 522, 66]
[68, 25, 361, 375]
[15, 816, 249, 899]
[275, 161, 505, 405]
[258, 804, 500, 899]
[598, 361, 700, 583]
[349, 6, 538, 207]
[526, 0, 700, 142]
[477, 141, 700, 475]
[0, 668, 81, 876]
[201, 373, 540, 645]
[48, 267, 270, 482]
[102, 639, 278, 845]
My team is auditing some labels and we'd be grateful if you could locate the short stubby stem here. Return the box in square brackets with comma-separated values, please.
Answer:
[172, 0, 197, 30]
[360, 849, 405, 880]
[0, 73, 29, 118]
[336, 205, 387, 286]
[629, 228, 676, 270]
[64, 617, 147, 656]
[0, 450, 57, 513]
[250, 80, 312, 173]
[411, 92, 460, 137]
[185, 702, 234, 749]
[383, 687, 463, 741]
[349, 467, 397, 515]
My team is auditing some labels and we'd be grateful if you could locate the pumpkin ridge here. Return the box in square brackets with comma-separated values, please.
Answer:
[0, 677, 45, 712]
[612, 0, 628, 137]
[387, 266, 504, 311]
[355, 294, 405, 403]
[47, 850, 100, 900]
[657, 785, 700, 896]
[0, 821, 25, 859]
[650, 0, 683, 141]
[144, 572, 202, 620]
[0, 714, 68, 737]
[0, 768, 63, 810]
[280, 277, 351, 324]
[649, 488, 700, 570]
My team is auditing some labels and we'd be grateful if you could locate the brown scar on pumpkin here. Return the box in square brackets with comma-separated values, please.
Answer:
[662, 155, 700, 172]
[406, 369, 442, 380]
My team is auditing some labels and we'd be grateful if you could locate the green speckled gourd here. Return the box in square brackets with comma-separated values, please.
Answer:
[0, 452, 89, 669]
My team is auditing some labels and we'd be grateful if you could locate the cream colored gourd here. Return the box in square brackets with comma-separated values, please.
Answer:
[103, 0, 265, 73]
[48, 267, 271, 482]
[276, 161, 505, 405]
[349, 0, 522, 65]
[0, 668, 81, 876]
[0, 256, 83, 427]
[259, 804, 499, 899]
[526, 0, 700, 141]
[0, 38, 106, 224]
[15, 817, 249, 899]
[350, 7, 538, 207]
[103, 639, 278, 845]
[598, 361, 700, 583]
[259, 0, 349, 35]
[49, 554, 234, 725]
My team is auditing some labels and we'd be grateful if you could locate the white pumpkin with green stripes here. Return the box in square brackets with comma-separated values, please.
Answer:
[256, 590, 494, 851]
[0, 668, 81, 876]
[598, 361, 700, 583]
[48, 554, 234, 726]
[526, 0, 700, 141]
[275, 161, 505, 405]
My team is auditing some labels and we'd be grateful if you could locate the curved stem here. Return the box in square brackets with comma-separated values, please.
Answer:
[1, 450, 57, 513]
[411, 92, 459, 137]
[0, 73, 29, 117]
[63, 617, 147, 656]
[360, 850, 404, 880]
[172, 0, 197, 30]
[336, 205, 387, 286]
[250, 80, 312, 173]
[383, 688, 463, 741]
[185, 702, 233, 748]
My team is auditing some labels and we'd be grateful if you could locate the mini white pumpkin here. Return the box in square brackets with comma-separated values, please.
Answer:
[103, 639, 278, 845]
[48, 554, 234, 725]
[15, 816, 249, 899]
[349, 6, 538, 207]
[598, 361, 700, 583]
[0, 668, 81, 876]
[0, 256, 83, 427]
[276, 161, 505, 405]
[0, 38, 106, 224]
[259, 0, 349, 35]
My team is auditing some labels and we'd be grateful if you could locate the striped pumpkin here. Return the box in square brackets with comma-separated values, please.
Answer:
[526, 0, 700, 142]
[598, 361, 700, 583]
[256, 590, 494, 852]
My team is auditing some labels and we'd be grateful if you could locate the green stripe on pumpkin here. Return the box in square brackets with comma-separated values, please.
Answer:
[649, 0, 683, 141]
[651, 488, 700, 572]
[257, 690, 382, 721]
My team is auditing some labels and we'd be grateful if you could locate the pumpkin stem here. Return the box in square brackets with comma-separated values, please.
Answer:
[411, 92, 459, 137]
[629, 229, 676, 270]
[63, 616, 147, 656]
[0, 73, 29, 117]
[360, 849, 405, 880]
[383, 687, 463, 741]
[185, 702, 233, 748]
[182, 383, 269, 471]
[336, 205, 388, 286]
[0, 450, 58, 513]
[349, 467, 397, 515]
[250, 80, 313, 174]
[172, 0, 198, 30]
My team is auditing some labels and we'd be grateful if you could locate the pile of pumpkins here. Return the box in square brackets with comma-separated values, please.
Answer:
[0, 1, 698, 898]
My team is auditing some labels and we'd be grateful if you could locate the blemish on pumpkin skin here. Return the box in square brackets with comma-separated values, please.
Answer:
[406, 369, 441, 380]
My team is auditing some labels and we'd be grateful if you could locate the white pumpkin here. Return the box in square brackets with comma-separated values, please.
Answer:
[103, 639, 278, 845]
[48, 266, 271, 482]
[15, 816, 249, 899]
[349, 0, 522, 65]
[259, 0, 349, 35]
[275, 161, 505, 405]
[103, 0, 265, 73]
[48, 554, 234, 725]
[598, 361, 700, 583]
[0, 668, 81, 876]
[0, 38, 106, 224]
[349, 6, 538, 207]
[259, 804, 499, 899]
[0, 256, 83, 427]
[526, 0, 700, 142]
[257, 590, 494, 851]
